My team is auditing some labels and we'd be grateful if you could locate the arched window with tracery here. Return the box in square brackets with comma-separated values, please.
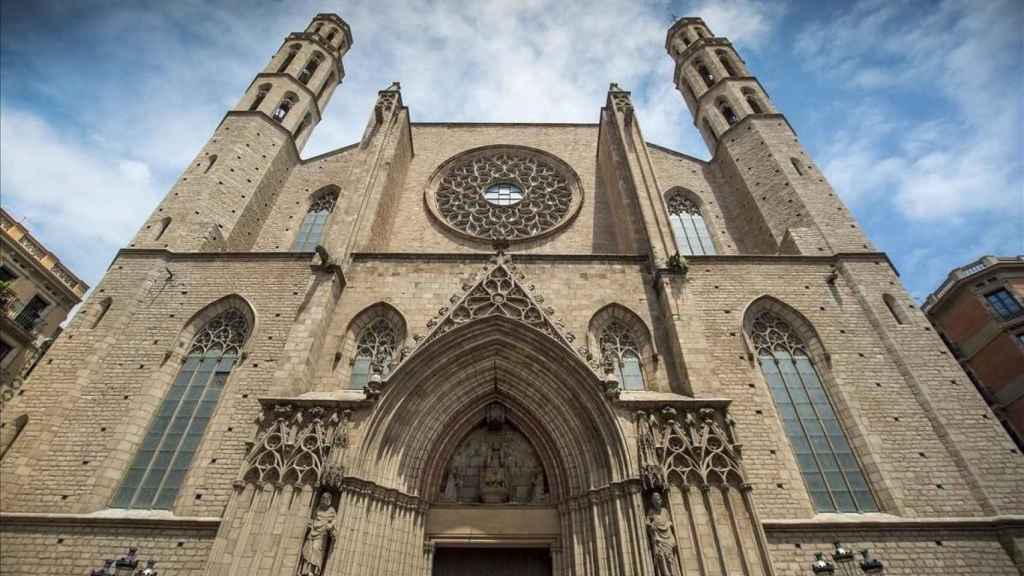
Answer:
[350, 318, 397, 389]
[667, 191, 716, 256]
[599, 321, 645, 390]
[292, 188, 338, 251]
[751, 311, 877, 513]
[113, 305, 251, 509]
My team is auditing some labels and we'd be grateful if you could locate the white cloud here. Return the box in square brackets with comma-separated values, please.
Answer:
[0, 106, 163, 281]
[798, 0, 1023, 221]
[0, 0, 789, 289]
[690, 0, 786, 48]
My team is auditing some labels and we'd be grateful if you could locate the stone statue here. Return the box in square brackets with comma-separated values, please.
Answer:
[531, 472, 546, 503]
[443, 470, 461, 501]
[298, 493, 338, 576]
[479, 442, 509, 503]
[646, 492, 680, 576]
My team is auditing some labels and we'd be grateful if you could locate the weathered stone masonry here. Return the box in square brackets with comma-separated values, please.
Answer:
[2, 12, 1022, 576]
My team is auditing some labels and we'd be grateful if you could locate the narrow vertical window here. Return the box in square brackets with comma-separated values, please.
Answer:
[277, 44, 300, 73]
[744, 90, 764, 114]
[716, 50, 737, 77]
[273, 93, 298, 123]
[325, 29, 337, 44]
[249, 84, 271, 111]
[752, 312, 877, 513]
[154, 217, 172, 241]
[91, 297, 112, 329]
[203, 154, 217, 174]
[882, 294, 906, 325]
[666, 192, 716, 256]
[600, 321, 646, 390]
[0, 414, 29, 460]
[292, 188, 338, 251]
[311, 23, 322, 36]
[791, 157, 805, 176]
[696, 60, 715, 88]
[719, 102, 738, 126]
[350, 318, 397, 389]
[298, 53, 323, 85]
[113, 306, 250, 509]
[986, 289, 1023, 320]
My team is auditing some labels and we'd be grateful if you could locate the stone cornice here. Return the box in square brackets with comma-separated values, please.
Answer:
[762, 514, 1024, 533]
[0, 511, 221, 531]
[350, 252, 650, 264]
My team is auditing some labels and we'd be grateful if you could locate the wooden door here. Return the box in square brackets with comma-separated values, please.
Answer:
[433, 547, 551, 576]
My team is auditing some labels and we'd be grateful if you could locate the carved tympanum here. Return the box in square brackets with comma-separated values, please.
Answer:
[430, 148, 580, 242]
[439, 403, 547, 505]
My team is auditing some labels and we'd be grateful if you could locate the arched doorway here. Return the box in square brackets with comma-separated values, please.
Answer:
[336, 316, 642, 576]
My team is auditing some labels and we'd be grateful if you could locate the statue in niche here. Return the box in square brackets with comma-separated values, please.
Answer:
[646, 492, 680, 576]
[298, 492, 337, 576]
[442, 469, 461, 502]
[531, 472, 547, 503]
[479, 441, 510, 503]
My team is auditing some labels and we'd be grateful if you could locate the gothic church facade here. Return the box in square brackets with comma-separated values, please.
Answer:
[1, 12, 1022, 576]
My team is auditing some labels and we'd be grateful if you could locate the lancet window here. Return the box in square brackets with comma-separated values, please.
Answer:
[273, 93, 298, 123]
[667, 192, 716, 256]
[113, 306, 250, 509]
[350, 318, 397, 389]
[292, 188, 338, 251]
[278, 44, 300, 73]
[249, 84, 271, 111]
[599, 320, 645, 390]
[751, 311, 877, 513]
[298, 52, 323, 85]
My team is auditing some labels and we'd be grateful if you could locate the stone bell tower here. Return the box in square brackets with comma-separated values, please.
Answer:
[666, 17, 872, 255]
[128, 14, 353, 253]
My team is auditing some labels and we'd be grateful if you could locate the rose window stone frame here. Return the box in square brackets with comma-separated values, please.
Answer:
[425, 145, 584, 243]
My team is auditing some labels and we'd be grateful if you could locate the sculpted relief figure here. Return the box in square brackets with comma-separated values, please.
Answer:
[298, 493, 338, 576]
[646, 492, 680, 576]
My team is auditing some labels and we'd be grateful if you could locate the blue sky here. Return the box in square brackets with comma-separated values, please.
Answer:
[1, 0, 1021, 301]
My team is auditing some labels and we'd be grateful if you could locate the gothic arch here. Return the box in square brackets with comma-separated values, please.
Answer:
[740, 295, 828, 366]
[333, 302, 407, 383]
[170, 294, 257, 361]
[587, 303, 654, 363]
[352, 315, 631, 502]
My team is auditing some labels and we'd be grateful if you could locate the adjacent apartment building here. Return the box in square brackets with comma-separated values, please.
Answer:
[924, 255, 1024, 450]
[0, 209, 88, 407]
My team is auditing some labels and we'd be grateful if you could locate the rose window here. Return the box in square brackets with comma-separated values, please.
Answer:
[427, 147, 583, 242]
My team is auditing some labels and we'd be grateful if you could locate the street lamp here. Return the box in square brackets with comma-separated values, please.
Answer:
[810, 542, 885, 575]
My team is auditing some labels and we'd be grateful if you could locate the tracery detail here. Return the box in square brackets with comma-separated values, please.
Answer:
[666, 191, 715, 256]
[600, 321, 645, 390]
[241, 404, 351, 487]
[356, 315, 395, 375]
[189, 307, 249, 356]
[432, 149, 579, 241]
[751, 311, 805, 356]
[636, 406, 744, 491]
